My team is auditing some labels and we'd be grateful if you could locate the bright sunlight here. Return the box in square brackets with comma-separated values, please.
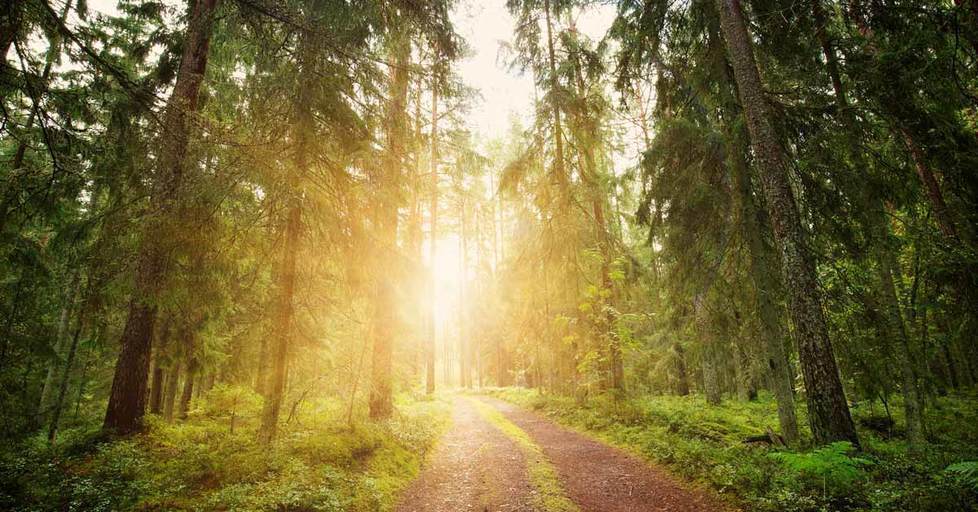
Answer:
[3, 0, 977, 510]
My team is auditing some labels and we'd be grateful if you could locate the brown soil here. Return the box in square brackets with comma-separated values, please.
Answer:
[477, 396, 730, 512]
[395, 396, 539, 512]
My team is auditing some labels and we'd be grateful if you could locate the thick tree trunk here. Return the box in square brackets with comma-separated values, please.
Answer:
[702, 351, 722, 406]
[734, 339, 756, 401]
[716, 0, 858, 446]
[103, 0, 220, 436]
[369, 34, 410, 420]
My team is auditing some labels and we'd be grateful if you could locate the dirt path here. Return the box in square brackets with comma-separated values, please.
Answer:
[397, 395, 728, 512]
[395, 396, 538, 512]
[477, 396, 728, 512]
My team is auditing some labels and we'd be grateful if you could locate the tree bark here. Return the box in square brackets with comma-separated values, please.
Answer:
[103, 0, 220, 436]
[716, 0, 858, 446]
[369, 33, 410, 420]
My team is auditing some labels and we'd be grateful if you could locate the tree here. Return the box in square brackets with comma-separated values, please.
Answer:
[714, 0, 858, 446]
[103, 0, 221, 436]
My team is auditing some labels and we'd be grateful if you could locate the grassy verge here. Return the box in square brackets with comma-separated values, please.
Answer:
[466, 397, 579, 512]
[484, 387, 978, 512]
[0, 387, 452, 512]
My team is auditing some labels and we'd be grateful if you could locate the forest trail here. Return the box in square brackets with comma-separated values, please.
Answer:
[397, 395, 728, 512]
[395, 396, 538, 511]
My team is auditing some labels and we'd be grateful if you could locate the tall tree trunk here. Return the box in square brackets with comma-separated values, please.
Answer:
[47, 319, 82, 443]
[409, 83, 424, 383]
[426, 86, 439, 395]
[730, 121, 800, 444]
[543, 0, 568, 190]
[257, 31, 309, 441]
[716, 0, 858, 446]
[148, 320, 171, 415]
[149, 365, 165, 415]
[696, 295, 722, 405]
[459, 194, 469, 388]
[163, 360, 181, 422]
[103, 0, 220, 436]
[178, 358, 198, 420]
[39, 271, 80, 421]
[369, 33, 410, 420]
[813, 0, 925, 447]
[734, 339, 756, 401]
[571, 51, 622, 393]
[673, 342, 690, 396]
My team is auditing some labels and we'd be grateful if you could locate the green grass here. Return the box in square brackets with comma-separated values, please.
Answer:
[485, 387, 978, 512]
[0, 386, 452, 512]
[466, 397, 579, 512]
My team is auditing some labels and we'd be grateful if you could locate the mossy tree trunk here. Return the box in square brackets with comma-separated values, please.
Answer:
[715, 0, 858, 446]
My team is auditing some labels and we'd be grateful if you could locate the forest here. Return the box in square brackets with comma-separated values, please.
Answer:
[1, 0, 978, 510]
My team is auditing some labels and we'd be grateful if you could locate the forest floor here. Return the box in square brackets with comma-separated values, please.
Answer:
[396, 395, 726, 512]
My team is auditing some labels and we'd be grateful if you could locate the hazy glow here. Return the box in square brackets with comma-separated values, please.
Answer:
[431, 235, 462, 325]
[451, 0, 617, 139]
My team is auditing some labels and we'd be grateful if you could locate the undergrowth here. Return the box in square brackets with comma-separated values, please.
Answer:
[0, 386, 451, 512]
[486, 387, 978, 512]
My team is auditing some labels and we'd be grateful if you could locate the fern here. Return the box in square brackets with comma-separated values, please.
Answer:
[769, 442, 873, 495]
[945, 461, 978, 490]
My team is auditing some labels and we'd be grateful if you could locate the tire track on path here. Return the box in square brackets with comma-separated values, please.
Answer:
[476, 396, 729, 512]
[395, 396, 538, 512]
